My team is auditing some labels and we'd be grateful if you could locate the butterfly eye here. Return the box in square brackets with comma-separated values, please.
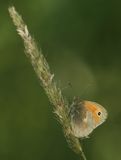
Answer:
[97, 111, 101, 116]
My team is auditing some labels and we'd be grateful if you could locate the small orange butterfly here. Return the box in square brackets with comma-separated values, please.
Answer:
[70, 97, 108, 138]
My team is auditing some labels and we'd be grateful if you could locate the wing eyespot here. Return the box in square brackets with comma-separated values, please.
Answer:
[97, 111, 101, 116]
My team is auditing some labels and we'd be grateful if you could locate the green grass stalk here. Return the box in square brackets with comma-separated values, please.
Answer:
[8, 6, 87, 160]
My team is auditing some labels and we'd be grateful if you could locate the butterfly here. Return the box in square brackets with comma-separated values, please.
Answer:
[70, 97, 108, 138]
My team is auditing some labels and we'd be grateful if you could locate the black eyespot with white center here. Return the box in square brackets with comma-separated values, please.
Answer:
[98, 111, 101, 116]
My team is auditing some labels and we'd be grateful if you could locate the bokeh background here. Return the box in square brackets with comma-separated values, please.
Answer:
[0, 0, 121, 160]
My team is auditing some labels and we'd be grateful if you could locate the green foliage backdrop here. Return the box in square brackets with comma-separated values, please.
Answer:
[0, 0, 121, 160]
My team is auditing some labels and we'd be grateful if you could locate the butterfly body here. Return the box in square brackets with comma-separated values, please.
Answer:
[70, 98, 108, 138]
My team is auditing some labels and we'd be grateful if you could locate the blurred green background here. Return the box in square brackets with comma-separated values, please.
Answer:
[0, 0, 121, 160]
